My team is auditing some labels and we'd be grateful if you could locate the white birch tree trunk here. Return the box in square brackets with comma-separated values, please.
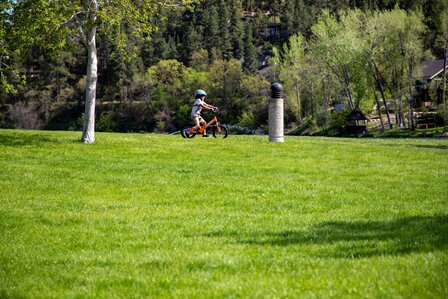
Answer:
[295, 78, 301, 123]
[443, 38, 447, 109]
[81, 26, 97, 144]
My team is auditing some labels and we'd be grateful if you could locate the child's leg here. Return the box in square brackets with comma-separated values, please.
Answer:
[189, 116, 201, 134]
[199, 119, 207, 135]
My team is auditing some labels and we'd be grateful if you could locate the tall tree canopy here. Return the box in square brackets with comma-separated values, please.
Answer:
[1, 1, 446, 136]
[8, 0, 198, 143]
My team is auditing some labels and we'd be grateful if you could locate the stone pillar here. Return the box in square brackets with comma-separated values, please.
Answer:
[269, 83, 284, 142]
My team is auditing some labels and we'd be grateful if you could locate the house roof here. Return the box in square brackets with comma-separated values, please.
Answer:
[347, 109, 369, 121]
[420, 59, 447, 80]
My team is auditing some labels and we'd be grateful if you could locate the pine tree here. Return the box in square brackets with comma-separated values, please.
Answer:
[205, 4, 221, 62]
[230, 0, 244, 60]
[281, 0, 295, 42]
[243, 21, 258, 73]
[167, 36, 179, 60]
[185, 19, 202, 64]
[218, 0, 232, 60]
[294, 0, 310, 36]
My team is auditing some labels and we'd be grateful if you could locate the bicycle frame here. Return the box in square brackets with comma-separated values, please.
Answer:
[189, 114, 222, 135]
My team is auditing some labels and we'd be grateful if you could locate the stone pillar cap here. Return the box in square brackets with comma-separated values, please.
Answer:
[270, 82, 283, 98]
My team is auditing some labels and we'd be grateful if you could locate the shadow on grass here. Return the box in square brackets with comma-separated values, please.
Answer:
[381, 143, 448, 150]
[411, 144, 448, 150]
[405, 144, 448, 150]
[0, 131, 79, 147]
[207, 215, 448, 258]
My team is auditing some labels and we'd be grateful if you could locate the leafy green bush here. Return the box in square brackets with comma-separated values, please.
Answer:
[96, 112, 117, 132]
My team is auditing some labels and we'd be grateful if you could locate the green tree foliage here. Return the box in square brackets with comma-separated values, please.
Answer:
[281, 0, 295, 41]
[208, 58, 269, 125]
[1, 1, 25, 95]
[205, 4, 220, 62]
[274, 33, 306, 123]
[185, 18, 203, 64]
[391, 9, 425, 127]
[2, 0, 444, 135]
[275, 7, 428, 131]
[218, 0, 232, 59]
[281, 0, 311, 41]
[440, 4, 448, 108]
[311, 10, 366, 111]
[230, 0, 244, 60]
[364, 8, 425, 128]
[243, 21, 258, 73]
[421, 0, 448, 57]
[8, 0, 197, 143]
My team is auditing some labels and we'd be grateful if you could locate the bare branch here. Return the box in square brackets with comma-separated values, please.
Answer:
[163, 0, 200, 7]
[163, 1, 181, 7]
[60, 11, 85, 27]
[0, 61, 20, 77]
[78, 26, 87, 46]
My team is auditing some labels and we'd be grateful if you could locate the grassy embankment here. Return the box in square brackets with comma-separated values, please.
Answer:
[1, 129, 447, 298]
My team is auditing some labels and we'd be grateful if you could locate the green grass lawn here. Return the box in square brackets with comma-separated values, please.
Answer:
[1, 129, 447, 298]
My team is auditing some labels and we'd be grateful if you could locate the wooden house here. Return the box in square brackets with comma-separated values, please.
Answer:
[415, 59, 447, 106]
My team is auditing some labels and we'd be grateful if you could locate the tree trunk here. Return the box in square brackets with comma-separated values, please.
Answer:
[372, 84, 384, 132]
[343, 71, 355, 110]
[443, 37, 447, 109]
[409, 98, 415, 130]
[323, 75, 328, 131]
[374, 64, 393, 129]
[378, 79, 393, 129]
[81, 25, 98, 144]
[295, 78, 301, 123]
[408, 62, 415, 129]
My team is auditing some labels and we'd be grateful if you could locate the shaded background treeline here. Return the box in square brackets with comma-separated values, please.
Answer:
[1, 0, 447, 133]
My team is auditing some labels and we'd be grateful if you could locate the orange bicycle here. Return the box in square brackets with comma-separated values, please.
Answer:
[181, 109, 228, 138]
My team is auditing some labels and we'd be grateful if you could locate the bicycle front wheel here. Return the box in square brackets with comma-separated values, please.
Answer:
[212, 125, 228, 138]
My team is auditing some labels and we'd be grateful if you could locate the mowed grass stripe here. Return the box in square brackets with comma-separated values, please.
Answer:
[0, 129, 447, 298]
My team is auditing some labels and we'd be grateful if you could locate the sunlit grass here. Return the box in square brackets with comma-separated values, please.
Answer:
[1, 129, 447, 298]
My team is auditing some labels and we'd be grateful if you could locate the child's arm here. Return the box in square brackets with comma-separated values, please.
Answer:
[202, 102, 217, 110]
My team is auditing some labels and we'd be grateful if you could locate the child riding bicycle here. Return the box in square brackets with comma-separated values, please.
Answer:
[190, 89, 217, 138]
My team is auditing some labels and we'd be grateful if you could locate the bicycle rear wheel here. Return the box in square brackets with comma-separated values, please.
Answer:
[212, 125, 228, 138]
[182, 127, 196, 138]
[180, 128, 187, 138]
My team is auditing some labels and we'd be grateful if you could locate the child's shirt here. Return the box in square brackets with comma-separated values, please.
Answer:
[191, 98, 204, 117]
